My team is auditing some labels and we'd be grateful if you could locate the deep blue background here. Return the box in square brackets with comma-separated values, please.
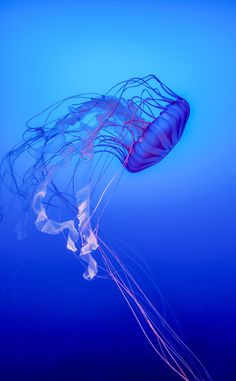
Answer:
[0, 1, 235, 380]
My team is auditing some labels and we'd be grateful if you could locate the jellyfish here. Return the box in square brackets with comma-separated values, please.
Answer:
[0, 75, 211, 381]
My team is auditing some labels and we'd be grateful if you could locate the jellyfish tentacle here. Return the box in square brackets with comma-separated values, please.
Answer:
[98, 237, 212, 381]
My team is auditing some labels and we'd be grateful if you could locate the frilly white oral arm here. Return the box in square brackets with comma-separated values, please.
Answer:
[76, 185, 99, 280]
[32, 179, 99, 280]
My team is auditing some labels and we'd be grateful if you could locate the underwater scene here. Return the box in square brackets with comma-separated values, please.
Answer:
[0, 1, 235, 380]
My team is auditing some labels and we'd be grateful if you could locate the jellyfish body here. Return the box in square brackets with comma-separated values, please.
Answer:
[125, 99, 190, 172]
[0, 75, 211, 381]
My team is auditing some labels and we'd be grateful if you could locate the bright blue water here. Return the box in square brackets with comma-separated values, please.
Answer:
[0, 1, 235, 380]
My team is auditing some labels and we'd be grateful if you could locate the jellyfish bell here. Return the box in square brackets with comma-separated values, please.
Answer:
[125, 98, 190, 173]
[0, 75, 211, 381]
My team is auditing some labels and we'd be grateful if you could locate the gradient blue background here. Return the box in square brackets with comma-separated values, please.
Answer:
[0, 1, 235, 380]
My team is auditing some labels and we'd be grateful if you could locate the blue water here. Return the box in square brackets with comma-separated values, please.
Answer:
[0, 1, 235, 380]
